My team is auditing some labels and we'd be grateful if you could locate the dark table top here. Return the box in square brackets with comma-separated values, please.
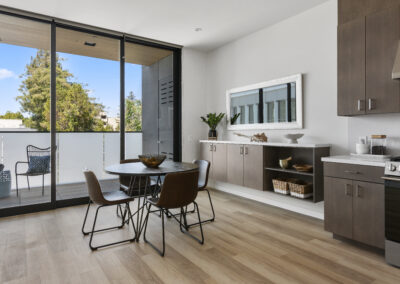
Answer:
[104, 160, 198, 176]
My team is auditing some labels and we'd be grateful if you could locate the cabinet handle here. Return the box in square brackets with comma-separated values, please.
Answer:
[368, 98, 374, 111]
[244, 147, 248, 155]
[209, 144, 213, 152]
[240, 146, 244, 155]
[356, 185, 362, 198]
[357, 99, 363, 111]
[213, 145, 216, 152]
[345, 184, 353, 196]
[344, 170, 360, 175]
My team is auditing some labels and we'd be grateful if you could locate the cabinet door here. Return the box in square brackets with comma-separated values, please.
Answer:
[243, 145, 263, 190]
[324, 177, 353, 239]
[212, 144, 227, 182]
[366, 7, 400, 114]
[227, 144, 244, 186]
[353, 181, 385, 249]
[338, 17, 366, 116]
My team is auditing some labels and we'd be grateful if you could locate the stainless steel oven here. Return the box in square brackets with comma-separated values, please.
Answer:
[383, 160, 400, 267]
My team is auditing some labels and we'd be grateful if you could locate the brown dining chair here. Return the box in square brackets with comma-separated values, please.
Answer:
[143, 170, 204, 256]
[185, 160, 214, 228]
[82, 170, 136, 250]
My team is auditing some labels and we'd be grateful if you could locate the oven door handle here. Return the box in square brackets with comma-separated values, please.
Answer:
[381, 176, 400, 182]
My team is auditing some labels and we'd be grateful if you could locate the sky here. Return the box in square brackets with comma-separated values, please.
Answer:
[0, 43, 142, 118]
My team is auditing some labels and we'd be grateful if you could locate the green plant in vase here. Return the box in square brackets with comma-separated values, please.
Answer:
[201, 113, 225, 140]
[230, 113, 241, 125]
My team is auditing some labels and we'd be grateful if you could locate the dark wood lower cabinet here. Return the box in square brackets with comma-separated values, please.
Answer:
[324, 162, 385, 249]
[324, 177, 353, 239]
[227, 144, 244, 186]
[353, 181, 385, 249]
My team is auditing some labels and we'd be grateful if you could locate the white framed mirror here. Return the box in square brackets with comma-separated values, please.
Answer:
[226, 74, 303, 130]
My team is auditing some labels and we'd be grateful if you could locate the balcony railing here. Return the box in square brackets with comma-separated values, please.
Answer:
[0, 132, 142, 190]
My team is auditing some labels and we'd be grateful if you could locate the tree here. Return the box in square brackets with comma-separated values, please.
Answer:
[0, 111, 24, 120]
[125, 91, 142, 131]
[17, 50, 109, 131]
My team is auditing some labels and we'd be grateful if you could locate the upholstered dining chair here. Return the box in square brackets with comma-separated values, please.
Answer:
[82, 170, 136, 250]
[143, 170, 203, 256]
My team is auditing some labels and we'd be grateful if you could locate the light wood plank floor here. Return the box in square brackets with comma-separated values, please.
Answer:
[0, 189, 399, 284]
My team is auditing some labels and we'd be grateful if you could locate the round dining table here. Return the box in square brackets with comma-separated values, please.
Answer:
[104, 160, 198, 241]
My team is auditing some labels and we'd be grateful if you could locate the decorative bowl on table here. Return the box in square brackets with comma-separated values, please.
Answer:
[138, 154, 166, 168]
[284, 133, 304, 144]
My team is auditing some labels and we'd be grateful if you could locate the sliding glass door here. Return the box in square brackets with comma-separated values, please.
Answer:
[0, 13, 52, 212]
[55, 27, 121, 201]
[125, 41, 174, 160]
[0, 9, 181, 217]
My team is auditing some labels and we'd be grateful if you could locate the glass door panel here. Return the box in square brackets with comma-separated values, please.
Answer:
[55, 27, 120, 200]
[124, 42, 173, 159]
[0, 14, 51, 209]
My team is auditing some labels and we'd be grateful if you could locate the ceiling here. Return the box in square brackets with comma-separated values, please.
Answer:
[0, 0, 328, 51]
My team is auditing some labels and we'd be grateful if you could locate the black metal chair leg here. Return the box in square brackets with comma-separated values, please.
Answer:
[82, 202, 91, 235]
[144, 204, 165, 256]
[27, 176, 30, 191]
[42, 174, 45, 196]
[186, 189, 216, 229]
[15, 174, 19, 197]
[179, 202, 204, 245]
[86, 203, 136, 251]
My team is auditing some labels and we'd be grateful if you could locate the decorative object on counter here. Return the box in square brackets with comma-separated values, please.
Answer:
[279, 157, 292, 169]
[284, 133, 304, 144]
[233, 132, 268, 142]
[370, 135, 387, 155]
[355, 136, 369, 154]
[138, 154, 166, 168]
[0, 170, 11, 198]
[230, 113, 241, 125]
[293, 164, 313, 172]
[288, 180, 313, 199]
[201, 113, 225, 140]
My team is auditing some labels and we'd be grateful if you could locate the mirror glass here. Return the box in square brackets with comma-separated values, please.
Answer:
[227, 74, 302, 130]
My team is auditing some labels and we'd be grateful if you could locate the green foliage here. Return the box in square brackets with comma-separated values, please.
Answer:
[230, 113, 241, 125]
[16, 49, 109, 131]
[0, 111, 24, 120]
[200, 113, 225, 130]
[125, 91, 142, 131]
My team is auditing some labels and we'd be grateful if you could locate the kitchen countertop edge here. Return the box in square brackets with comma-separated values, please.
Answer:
[321, 155, 387, 167]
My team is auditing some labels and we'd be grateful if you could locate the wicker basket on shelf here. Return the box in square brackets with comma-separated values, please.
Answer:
[288, 180, 313, 199]
[272, 178, 299, 195]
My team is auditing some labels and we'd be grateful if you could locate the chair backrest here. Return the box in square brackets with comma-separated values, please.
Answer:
[27, 145, 51, 162]
[83, 170, 107, 205]
[193, 160, 210, 190]
[156, 170, 199, 209]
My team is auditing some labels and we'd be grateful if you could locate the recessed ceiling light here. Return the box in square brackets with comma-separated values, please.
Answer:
[194, 28, 202, 32]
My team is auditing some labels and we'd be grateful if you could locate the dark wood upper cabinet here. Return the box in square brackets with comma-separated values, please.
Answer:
[338, 17, 366, 116]
[366, 7, 400, 114]
[338, 5, 400, 116]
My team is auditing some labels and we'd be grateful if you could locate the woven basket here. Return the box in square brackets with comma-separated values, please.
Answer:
[272, 178, 300, 195]
[288, 180, 313, 199]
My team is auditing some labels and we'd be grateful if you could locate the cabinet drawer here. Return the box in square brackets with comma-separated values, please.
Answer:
[324, 162, 384, 184]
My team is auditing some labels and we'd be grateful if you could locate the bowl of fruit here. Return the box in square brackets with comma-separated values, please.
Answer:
[138, 154, 166, 168]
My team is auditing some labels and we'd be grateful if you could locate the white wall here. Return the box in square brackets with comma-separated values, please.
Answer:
[200, 0, 347, 155]
[181, 48, 208, 162]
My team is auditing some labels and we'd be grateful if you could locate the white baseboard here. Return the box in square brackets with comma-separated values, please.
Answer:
[209, 180, 324, 220]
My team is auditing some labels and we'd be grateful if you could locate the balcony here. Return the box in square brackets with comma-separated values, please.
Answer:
[0, 132, 142, 209]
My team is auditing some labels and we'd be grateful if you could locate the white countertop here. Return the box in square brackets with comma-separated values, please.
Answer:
[199, 140, 330, 149]
[321, 155, 387, 167]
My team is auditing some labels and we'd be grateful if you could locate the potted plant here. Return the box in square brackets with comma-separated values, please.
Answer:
[230, 113, 241, 125]
[201, 113, 225, 140]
